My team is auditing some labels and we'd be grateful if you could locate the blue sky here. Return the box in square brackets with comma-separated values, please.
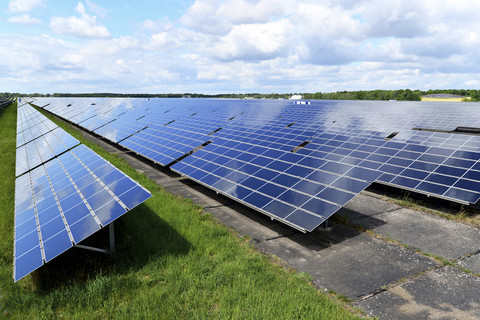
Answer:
[2, 0, 480, 94]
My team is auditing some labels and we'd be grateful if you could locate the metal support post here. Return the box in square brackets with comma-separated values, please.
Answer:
[75, 222, 115, 254]
[318, 219, 330, 231]
[109, 222, 115, 253]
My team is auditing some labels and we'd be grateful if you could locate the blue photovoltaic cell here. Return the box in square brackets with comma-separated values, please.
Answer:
[285, 210, 326, 232]
[30, 97, 480, 232]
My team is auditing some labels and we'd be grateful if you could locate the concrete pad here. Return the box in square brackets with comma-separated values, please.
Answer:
[256, 223, 437, 299]
[458, 253, 480, 274]
[357, 266, 480, 320]
[337, 193, 401, 222]
[206, 204, 293, 242]
[357, 208, 480, 260]
[165, 180, 236, 209]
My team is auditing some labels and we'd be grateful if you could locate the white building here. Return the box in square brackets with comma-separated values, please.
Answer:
[289, 94, 303, 100]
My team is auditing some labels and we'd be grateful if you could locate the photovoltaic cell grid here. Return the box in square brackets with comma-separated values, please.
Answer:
[16, 128, 80, 177]
[14, 104, 152, 281]
[41, 98, 148, 131]
[37, 98, 382, 231]
[94, 117, 148, 143]
[279, 102, 480, 204]
[16, 104, 59, 148]
[120, 110, 240, 166]
[171, 137, 380, 231]
[31, 97, 480, 232]
[14, 144, 152, 281]
[152, 106, 367, 230]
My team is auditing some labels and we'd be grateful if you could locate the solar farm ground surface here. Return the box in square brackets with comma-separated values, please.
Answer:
[1, 102, 363, 319]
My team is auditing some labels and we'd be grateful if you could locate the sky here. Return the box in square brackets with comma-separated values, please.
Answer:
[2, 0, 480, 94]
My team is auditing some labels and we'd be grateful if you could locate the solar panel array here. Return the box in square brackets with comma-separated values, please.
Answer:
[0, 97, 14, 108]
[31, 97, 480, 232]
[14, 104, 152, 281]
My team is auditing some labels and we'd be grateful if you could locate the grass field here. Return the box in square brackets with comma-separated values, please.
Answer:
[0, 102, 365, 319]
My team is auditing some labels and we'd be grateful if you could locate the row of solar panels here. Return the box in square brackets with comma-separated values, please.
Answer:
[30, 97, 480, 233]
[14, 103, 152, 281]
[0, 97, 14, 108]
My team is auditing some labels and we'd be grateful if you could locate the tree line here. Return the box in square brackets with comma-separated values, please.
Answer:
[304, 89, 480, 101]
[2, 89, 480, 101]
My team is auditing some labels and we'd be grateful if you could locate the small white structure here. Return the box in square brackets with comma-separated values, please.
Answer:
[294, 101, 310, 105]
[289, 94, 303, 100]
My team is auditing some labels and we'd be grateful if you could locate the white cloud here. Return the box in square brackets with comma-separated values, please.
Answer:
[116, 36, 139, 49]
[180, 0, 230, 35]
[50, 2, 111, 39]
[142, 21, 199, 52]
[150, 32, 177, 49]
[215, 0, 290, 25]
[465, 80, 480, 87]
[7, 13, 41, 24]
[142, 20, 159, 32]
[293, 3, 364, 65]
[85, 0, 107, 19]
[358, 0, 429, 38]
[75, 2, 87, 15]
[209, 20, 292, 61]
[4, 0, 480, 93]
[180, 0, 291, 35]
[8, 0, 42, 13]
[179, 0, 480, 74]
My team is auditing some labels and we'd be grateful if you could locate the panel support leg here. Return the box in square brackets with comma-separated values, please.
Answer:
[75, 222, 115, 254]
[109, 222, 115, 253]
[318, 219, 331, 231]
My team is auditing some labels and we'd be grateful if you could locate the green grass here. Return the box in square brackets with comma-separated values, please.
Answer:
[0, 102, 365, 319]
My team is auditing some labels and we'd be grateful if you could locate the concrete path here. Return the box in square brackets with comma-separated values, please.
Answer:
[82, 129, 480, 319]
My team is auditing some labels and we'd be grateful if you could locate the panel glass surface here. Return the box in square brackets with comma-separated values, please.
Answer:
[14, 108, 152, 281]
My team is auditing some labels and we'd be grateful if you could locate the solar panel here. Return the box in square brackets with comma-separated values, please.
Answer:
[31, 97, 480, 232]
[0, 98, 14, 108]
[14, 103, 152, 281]
[14, 144, 152, 281]
[170, 120, 381, 231]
